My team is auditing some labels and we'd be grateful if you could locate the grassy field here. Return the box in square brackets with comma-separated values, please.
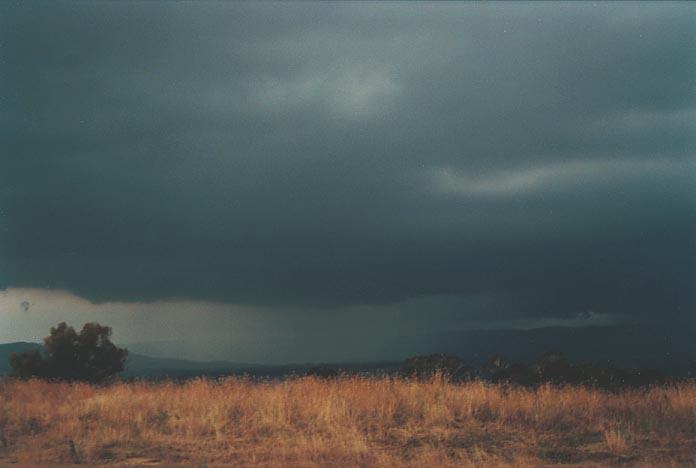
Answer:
[1, 377, 695, 466]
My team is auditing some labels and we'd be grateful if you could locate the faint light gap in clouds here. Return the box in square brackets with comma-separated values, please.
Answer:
[432, 157, 693, 197]
[252, 64, 402, 117]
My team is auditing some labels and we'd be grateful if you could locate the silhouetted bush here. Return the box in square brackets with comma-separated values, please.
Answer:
[400, 354, 473, 382]
[306, 366, 340, 379]
[10, 322, 128, 383]
[529, 352, 578, 385]
[486, 355, 535, 386]
[9, 348, 44, 379]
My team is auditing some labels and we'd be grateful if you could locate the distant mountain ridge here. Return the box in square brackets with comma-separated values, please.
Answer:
[1, 322, 693, 378]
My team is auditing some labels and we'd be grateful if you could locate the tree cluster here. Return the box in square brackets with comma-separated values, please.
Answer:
[10, 322, 128, 383]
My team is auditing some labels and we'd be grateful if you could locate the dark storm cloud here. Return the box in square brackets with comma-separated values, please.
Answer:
[1, 3, 695, 327]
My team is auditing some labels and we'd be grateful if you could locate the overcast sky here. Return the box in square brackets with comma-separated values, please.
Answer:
[1, 2, 695, 361]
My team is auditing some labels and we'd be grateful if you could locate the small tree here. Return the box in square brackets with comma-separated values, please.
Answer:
[10, 322, 128, 383]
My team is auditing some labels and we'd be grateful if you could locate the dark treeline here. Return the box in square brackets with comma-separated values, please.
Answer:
[307, 352, 672, 391]
[396, 352, 668, 390]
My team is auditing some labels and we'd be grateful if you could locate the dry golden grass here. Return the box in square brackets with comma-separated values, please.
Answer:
[1, 376, 695, 466]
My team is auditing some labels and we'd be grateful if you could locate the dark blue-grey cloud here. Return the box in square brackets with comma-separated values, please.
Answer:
[1, 2, 695, 333]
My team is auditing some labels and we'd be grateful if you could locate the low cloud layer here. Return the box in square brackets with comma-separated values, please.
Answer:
[1, 2, 695, 343]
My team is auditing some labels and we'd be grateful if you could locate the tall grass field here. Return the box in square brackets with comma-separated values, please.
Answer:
[1, 377, 695, 466]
